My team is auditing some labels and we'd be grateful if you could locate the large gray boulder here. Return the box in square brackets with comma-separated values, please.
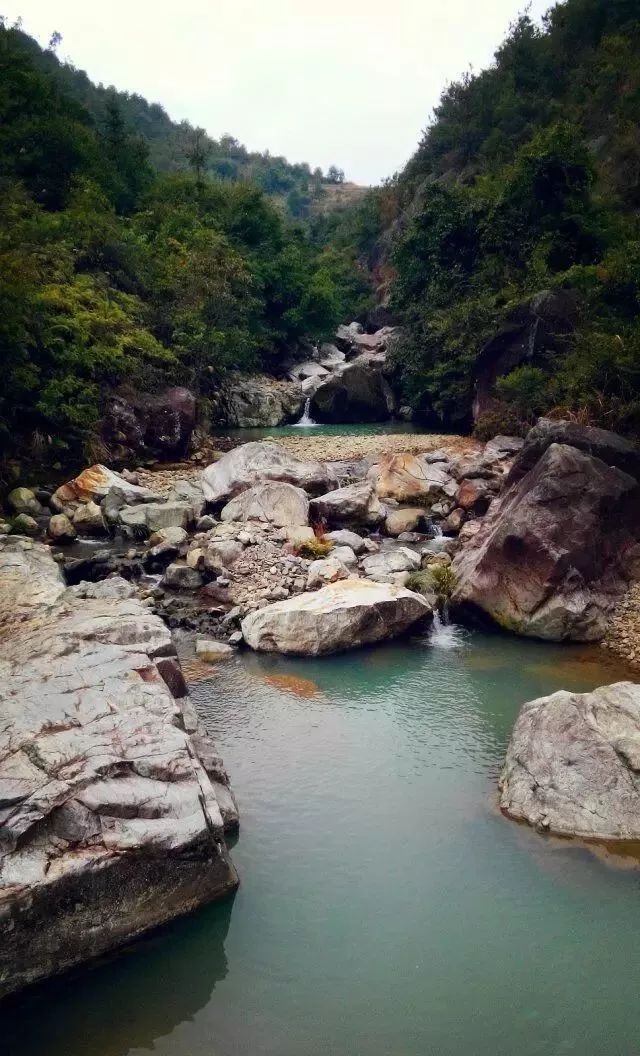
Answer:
[221, 482, 309, 527]
[452, 431, 640, 641]
[119, 500, 193, 533]
[500, 682, 640, 840]
[311, 363, 395, 423]
[213, 374, 304, 427]
[362, 548, 421, 580]
[0, 537, 238, 1000]
[202, 442, 331, 506]
[309, 481, 385, 528]
[241, 578, 431, 655]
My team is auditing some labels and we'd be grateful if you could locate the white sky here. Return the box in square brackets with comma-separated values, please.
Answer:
[6, 0, 551, 185]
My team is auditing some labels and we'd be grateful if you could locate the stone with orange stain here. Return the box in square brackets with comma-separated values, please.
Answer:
[51, 464, 160, 511]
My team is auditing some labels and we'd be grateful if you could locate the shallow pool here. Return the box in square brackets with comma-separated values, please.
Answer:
[4, 624, 639, 1056]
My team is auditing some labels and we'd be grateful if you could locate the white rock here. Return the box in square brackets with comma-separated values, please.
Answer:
[220, 482, 309, 527]
[362, 547, 421, 580]
[326, 529, 366, 553]
[241, 578, 431, 655]
[309, 481, 384, 528]
[202, 442, 331, 505]
[306, 557, 350, 590]
[195, 639, 234, 663]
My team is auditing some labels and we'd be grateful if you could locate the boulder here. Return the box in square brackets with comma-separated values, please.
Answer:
[166, 479, 205, 520]
[241, 578, 431, 655]
[309, 481, 385, 529]
[306, 557, 351, 590]
[452, 438, 640, 640]
[220, 482, 309, 527]
[362, 547, 421, 581]
[12, 514, 39, 536]
[500, 682, 640, 840]
[47, 513, 76, 542]
[148, 526, 188, 549]
[202, 442, 331, 506]
[102, 387, 196, 460]
[330, 545, 358, 568]
[385, 508, 427, 536]
[52, 465, 160, 512]
[68, 575, 137, 601]
[311, 364, 395, 423]
[72, 500, 106, 535]
[120, 501, 193, 533]
[326, 529, 366, 554]
[507, 418, 640, 486]
[369, 454, 456, 506]
[195, 640, 234, 663]
[455, 478, 495, 514]
[289, 361, 330, 382]
[161, 563, 203, 590]
[203, 541, 244, 571]
[7, 488, 42, 517]
[0, 537, 237, 1000]
[213, 374, 304, 428]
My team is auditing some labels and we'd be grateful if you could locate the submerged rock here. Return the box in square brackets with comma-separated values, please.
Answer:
[241, 578, 431, 655]
[500, 682, 640, 840]
[0, 536, 238, 1000]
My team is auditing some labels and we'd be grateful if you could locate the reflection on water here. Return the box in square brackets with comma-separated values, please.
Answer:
[3, 626, 639, 1056]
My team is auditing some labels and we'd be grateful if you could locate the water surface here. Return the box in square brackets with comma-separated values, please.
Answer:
[4, 625, 639, 1056]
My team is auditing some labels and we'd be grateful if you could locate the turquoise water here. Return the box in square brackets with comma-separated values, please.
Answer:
[4, 624, 640, 1056]
[215, 420, 424, 441]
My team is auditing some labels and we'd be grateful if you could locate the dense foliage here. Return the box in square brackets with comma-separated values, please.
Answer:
[386, 0, 640, 434]
[0, 22, 369, 462]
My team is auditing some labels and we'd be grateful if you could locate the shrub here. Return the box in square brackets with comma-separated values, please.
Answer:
[473, 407, 526, 441]
[295, 538, 333, 559]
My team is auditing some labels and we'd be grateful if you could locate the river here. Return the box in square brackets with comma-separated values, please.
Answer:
[4, 619, 639, 1056]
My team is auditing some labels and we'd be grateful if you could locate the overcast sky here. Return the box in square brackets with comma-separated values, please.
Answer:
[6, 0, 551, 184]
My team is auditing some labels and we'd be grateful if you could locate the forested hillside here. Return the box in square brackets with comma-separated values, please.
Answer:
[351, 0, 640, 435]
[9, 23, 361, 220]
[0, 22, 371, 464]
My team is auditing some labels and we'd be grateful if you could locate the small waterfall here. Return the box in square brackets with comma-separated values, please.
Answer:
[293, 397, 317, 428]
[429, 608, 464, 649]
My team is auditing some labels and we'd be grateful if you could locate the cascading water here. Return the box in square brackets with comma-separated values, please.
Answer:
[293, 397, 317, 427]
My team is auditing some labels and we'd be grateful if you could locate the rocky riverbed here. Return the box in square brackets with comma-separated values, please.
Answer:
[2, 416, 640, 1000]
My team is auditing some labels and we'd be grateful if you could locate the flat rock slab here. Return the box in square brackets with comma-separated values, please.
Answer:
[0, 537, 238, 1000]
[241, 577, 431, 655]
[500, 681, 640, 840]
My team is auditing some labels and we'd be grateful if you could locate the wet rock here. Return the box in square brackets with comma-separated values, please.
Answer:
[309, 481, 385, 529]
[500, 682, 640, 839]
[241, 578, 431, 655]
[195, 639, 235, 662]
[202, 441, 331, 506]
[220, 482, 309, 528]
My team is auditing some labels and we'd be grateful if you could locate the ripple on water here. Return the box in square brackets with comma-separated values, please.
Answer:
[4, 624, 640, 1056]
